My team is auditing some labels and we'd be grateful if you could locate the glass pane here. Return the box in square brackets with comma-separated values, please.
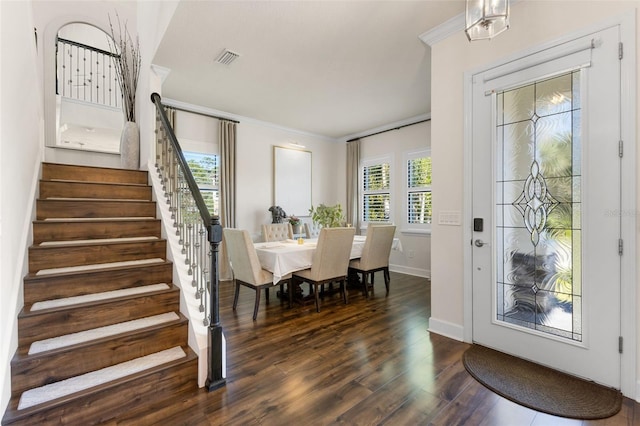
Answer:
[502, 121, 535, 181]
[363, 193, 390, 222]
[408, 157, 431, 187]
[408, 191, 431, 224]
[536, 73, 573, 117]
[363, 163, 390, 191]
[503, 83, 535, 124]
[495, 70, 582, 342]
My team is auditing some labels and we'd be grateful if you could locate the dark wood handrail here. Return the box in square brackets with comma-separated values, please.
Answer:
[151, 92, 226, 391]
[151, 92, 216, 228]
[57, 37, 120, 58]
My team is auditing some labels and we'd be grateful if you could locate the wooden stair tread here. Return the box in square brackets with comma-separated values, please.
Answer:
[37, 236, 160, 247]
[24, 258, 171, 281]
[14, 312, 187, 358]
[3, 347, 197, 423]
[20, 284, 179, 318]
[30, 283, 171, 312]
[23, 312, 185, 358]
[4, 163, 196, 425]
[38, 217, 157, 222]
[34, 217, 160, 223]
[42, 178, 150, 187]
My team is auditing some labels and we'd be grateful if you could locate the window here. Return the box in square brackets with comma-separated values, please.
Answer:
[361, 156, 391, 224]
[184, 151, 219, 215]
[406, 150, 432, 228]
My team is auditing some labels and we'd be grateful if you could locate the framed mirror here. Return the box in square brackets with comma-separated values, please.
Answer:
[273, 146, 312, 217]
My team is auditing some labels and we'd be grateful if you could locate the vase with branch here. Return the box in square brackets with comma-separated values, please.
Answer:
[109, 13, 141, 169]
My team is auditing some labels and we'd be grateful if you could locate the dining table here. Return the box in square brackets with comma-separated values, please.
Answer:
[254, 235, 402, 284]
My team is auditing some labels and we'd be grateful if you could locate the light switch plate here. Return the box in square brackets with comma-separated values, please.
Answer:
[439, 210, 461, 226]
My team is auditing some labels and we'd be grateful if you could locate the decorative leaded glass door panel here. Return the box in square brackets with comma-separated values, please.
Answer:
[471, 27, 622, 389]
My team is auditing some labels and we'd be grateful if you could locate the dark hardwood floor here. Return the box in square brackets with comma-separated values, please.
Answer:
[115, 272, 640, 425]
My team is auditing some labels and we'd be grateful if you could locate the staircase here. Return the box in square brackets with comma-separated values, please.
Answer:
[2, 163, 197, 425]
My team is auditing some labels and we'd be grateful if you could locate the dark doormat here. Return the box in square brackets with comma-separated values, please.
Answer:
[462, 344, 622, 419]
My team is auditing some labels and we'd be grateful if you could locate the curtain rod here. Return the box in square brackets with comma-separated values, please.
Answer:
[163, 104, 240, 124]
[347, 118, 430, 142]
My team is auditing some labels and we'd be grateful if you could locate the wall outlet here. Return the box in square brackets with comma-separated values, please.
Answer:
[407, 250, 415, 259]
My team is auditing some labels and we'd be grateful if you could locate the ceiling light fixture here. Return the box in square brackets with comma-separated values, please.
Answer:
[465, 0, 510, 41]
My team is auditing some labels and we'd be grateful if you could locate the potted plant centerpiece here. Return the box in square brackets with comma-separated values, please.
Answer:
[309, 204, 344, 228]
[109, 14, 141, 169]
[288, 215, 302, 235]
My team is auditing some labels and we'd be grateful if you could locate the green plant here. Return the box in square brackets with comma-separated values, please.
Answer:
[309, 204, 344, 228]
[288, 215, 301, 226]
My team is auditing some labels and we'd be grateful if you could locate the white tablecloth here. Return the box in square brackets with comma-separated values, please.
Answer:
[254, 238, 365, 284]
[254, 236, 401, 284]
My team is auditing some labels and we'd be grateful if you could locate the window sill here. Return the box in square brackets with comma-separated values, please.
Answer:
[400, 228, 431, 236]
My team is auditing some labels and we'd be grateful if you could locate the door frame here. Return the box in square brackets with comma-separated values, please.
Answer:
[462, 13, 636, 397]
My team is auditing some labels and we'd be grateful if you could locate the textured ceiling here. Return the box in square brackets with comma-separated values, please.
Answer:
[152, 1, 464, 139]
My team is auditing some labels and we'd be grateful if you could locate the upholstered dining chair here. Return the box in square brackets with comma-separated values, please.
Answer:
[303, 220, 322, 239]
[261, 223, 294, 242]
[348, 225, 396, 298]
[291, 227, 356, 312]
[224, 228, 289, 320]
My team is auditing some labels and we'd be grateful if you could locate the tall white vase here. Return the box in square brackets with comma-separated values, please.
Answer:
[120, 121, 140, 170]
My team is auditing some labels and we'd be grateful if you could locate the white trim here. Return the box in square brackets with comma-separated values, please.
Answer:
[360, 154, 394, 227]
[148, 159, 211, 387]
[462, 12, 637, 398]
[150, 64, 171, 84]
[162, 98, 339, 143]
[404, 149, 432, 233]
[618, 11, 637, 400]
[419, 14, 464, 46]
[428, 317, 464, 341]
[389, 264, 429, 279]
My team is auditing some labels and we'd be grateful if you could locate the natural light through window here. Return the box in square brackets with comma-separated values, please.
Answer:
[184, 151, 220, 216]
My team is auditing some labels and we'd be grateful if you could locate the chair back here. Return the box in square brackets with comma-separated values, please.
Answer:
[308, 227, 356, 281]
[261, 223, 294, 242]
[303, 220, 322, 239]
[359, 225, 396, 270]
[224, 228, 267, 285]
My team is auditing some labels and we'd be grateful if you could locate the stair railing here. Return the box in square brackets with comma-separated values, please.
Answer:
[56, 37, 122, 108]
[151, 92, 226, 391]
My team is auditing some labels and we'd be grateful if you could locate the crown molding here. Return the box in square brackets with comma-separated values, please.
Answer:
[162, 98, 339, 143]
[419, 13, 464, 46]
[151, 64, 171, 84]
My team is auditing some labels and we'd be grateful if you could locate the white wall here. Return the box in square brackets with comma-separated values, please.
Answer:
[359, 120, 431, 277]
[137, 1, 180, 170]
[236, 122, 346, 241]
[0, 0, 45, 413]
[33, 0, 136, 167]
[429, 0, 639, 394]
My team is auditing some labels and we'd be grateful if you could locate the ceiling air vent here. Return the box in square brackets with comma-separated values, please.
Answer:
[215, 49, 240, 65]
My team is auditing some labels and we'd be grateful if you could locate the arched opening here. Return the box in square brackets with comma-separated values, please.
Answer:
[55, 22, 122, 153]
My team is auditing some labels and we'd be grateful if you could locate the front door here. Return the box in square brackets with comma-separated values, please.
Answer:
[471, 27, 622, 388]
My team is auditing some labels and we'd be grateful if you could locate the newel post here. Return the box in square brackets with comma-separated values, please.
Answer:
[206, 218, 226, 391]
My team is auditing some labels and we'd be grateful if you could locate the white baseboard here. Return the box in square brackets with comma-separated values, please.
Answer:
[428, 317, 464, 342]
[389, 264, 430, 279]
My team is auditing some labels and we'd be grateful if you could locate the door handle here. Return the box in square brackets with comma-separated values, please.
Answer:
[474, 239, 487, 247]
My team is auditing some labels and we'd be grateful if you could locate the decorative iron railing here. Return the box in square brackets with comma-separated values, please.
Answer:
[151, 92, 226, 391]
[56, 37, 121, 108]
